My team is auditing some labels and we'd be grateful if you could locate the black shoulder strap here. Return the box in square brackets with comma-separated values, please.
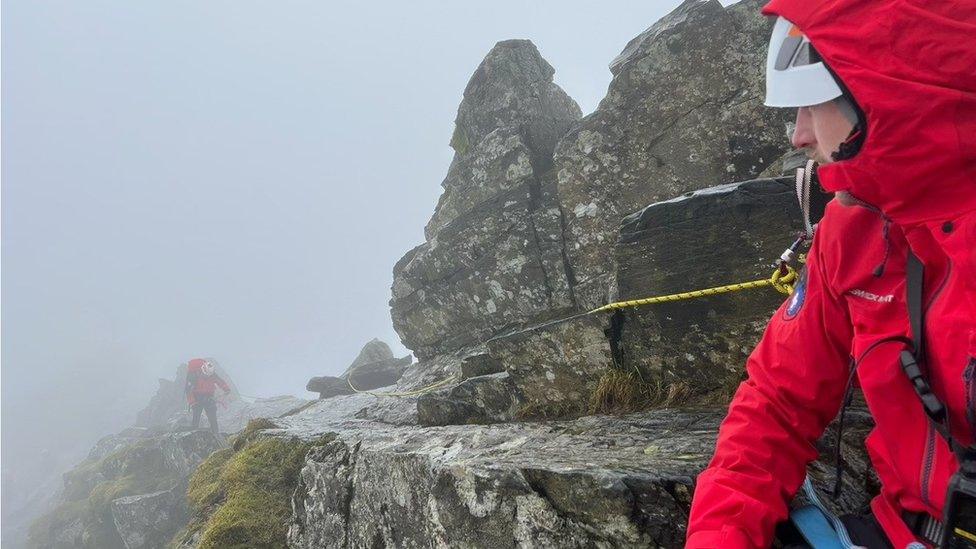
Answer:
[907, 251, 925, 360]
[903, 251, 972, 459]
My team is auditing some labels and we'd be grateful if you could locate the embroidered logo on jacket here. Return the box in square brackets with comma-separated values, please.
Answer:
[849, 289, 895, 303]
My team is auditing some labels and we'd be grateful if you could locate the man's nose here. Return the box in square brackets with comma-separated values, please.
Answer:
[791, 107, 815, 150]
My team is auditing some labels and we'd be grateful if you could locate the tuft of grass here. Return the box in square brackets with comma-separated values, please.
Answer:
[588, 367, 701, 415]
[178, 430, 336, 549]
[186, 448, 235, 510]
[589, 368, 651, 414]
[230, 418, 278, 451]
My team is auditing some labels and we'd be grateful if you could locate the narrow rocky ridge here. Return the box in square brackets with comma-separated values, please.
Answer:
[30, 2, 874, 547]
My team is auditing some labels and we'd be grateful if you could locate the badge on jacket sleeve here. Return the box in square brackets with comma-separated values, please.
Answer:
[784, 267, 808, 320]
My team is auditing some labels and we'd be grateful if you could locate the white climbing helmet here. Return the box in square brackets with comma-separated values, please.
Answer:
[201, 360, 216, 376]
[765, 16, 843, 108]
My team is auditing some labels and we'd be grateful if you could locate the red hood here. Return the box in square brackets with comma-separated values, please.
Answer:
[763, 0, 976, 226]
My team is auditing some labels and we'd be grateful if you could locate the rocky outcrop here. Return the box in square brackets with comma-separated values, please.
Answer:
[288, 412, 716, 548]
[416, 314, 614, 426]
[30, 430, 223, 549]
[386, 0, 799, 428]
[275, 402, 873, 549]
[112, 488, 185, 549]
[614, 177, 829, 396]
[390, 40, 582, 361]
[553, 0, 792, 308]
[306, 339, 412, 399]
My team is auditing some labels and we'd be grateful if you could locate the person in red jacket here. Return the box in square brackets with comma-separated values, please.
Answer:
[687, 1, 976, 547]
[185, 358, 230, 435]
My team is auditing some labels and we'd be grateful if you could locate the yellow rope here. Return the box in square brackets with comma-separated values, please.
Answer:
[346, 263, 800, 398]
[587, 264, 798, 314]
[346, 371, 460, 398]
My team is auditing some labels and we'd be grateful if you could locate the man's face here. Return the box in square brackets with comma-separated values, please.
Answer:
[791, 99, 858, 205]
[790, 100, 855, 165]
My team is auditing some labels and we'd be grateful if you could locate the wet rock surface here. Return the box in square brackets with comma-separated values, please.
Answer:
[417, 372, 520, 426]
[279, 405, 872, 549]
[287, 411, 722, 549]
[112, 487, 185, 549]
[390, 40, 581, 361]
[306, 338, 412, 399]
[553, 0, 792, 308]
[488, 314, 613, 420]
[614, 177, 829, 395]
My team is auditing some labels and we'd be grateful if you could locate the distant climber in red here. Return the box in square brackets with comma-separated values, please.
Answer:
[185, 358, 230, 435]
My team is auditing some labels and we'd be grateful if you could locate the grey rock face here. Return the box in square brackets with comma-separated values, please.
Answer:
[288, 412, 721, 549]
[416, 372, 519, 426]
[35, 430, 223, 549]
[451, 39, 581, 153]
[306, 339, 412, 398]
[387, 0, 798, 428]
[112, 488, 185, 549]
[284, 408, 872, 549]
[391, 40, 582, 360]
[614, 177, 829, 395]
[487, 314, 613, 420]
[553, 0, 792, 308]
[458, 350, 504, 379]
[414, 313, 613, 426]
[348, 338, 395, 367]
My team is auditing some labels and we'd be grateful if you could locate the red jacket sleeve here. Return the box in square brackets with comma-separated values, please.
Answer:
[686, 235, 854, 548]
[215, 375, 230, 393]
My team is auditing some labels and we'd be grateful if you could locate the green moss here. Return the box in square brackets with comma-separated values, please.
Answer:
[179, 431, 332, 549]
[230, 418, 278, 451]
[449, 125, 470, 155]
[186, 448, 235, 510]
[61, 456, 107, 501]
[198, 487, 290, 549]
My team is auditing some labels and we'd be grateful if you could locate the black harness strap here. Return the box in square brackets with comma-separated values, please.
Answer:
[907, 252, 926, 363]
[902, 252, 968, 460]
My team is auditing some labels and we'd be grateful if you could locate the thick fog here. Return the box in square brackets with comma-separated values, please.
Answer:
[1, 0, 698, 543]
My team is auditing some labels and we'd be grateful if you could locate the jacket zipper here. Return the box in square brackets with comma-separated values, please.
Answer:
[965, 358, 976, 442]
[848, 197, 957, 510]
[921, 421, 937, 507]
[917, 260, 953, 509]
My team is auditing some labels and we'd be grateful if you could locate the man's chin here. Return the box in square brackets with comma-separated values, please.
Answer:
[835, 191, 858, 206]
[812, 150, 832, 165]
